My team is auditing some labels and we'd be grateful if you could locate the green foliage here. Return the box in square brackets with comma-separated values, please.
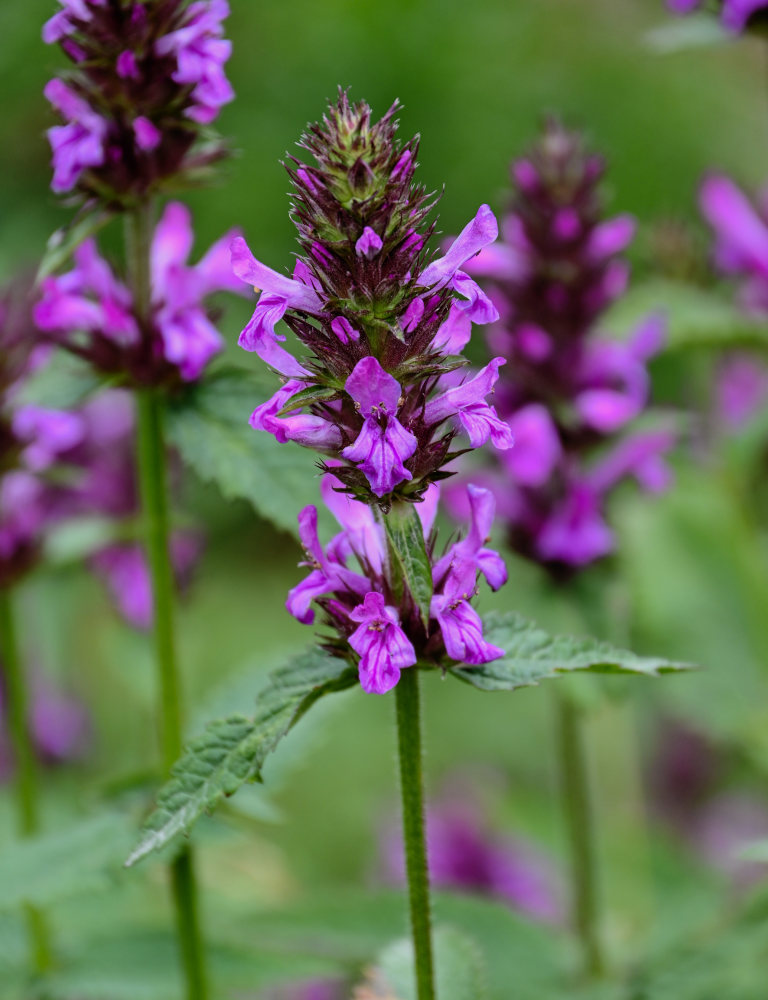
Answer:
[384, 502, 433, 629]
[376, 926, 489, 1000]
[633, 898, 768, 1000]
[607, 280, 768, 353]
[165, 367, 329, 538]
[235, 890, 564, 1000]
[126, 646, 357, 865]
[16, 350, 104, 410]
[451, 611, 692, 692]
[35, 207, 114, 284]
[0, 813, 134, 910]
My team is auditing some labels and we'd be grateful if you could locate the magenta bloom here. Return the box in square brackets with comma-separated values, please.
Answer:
[43, 78, 107, 193]
[231, 93, 506, 505]
[449, 120, 673, 572]
[287, 473, 506, 694]
[154, 0, 234, 125]
[342, 358, 418, 497]
[699, 174, 768, 432]
[42, 0, 233, 202]
[35, 202, 242, 384]
[348, 592, 417, 694]
[0, 669, 89, 780]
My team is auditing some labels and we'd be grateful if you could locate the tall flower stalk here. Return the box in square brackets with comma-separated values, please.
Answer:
[452, 120, 674, 978]
[0, 589, 52, 975]
[40, 4, 239, 996]
[230, 91, 510, 996]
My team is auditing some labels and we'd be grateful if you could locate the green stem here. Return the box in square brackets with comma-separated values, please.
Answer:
[556, 690, 604, 979]
[128, 204, 208, 1000]
[0, 588, 53, 974]
[394, 667, 436, 1000]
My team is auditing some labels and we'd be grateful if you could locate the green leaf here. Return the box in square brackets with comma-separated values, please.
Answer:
[384, 502, 433, 630]
[165, 367, 330, 538]
[0, 813, 134, 911]
[126, 646, 357, 866]
[451, 611, 692, 692]
[36, 207, 114, 284]
[276, 383, 340, 416]
[16, 350, 104, 409]
[606, 279, 768, 354]
[376, 926, 489, 1000]
[234, 890, 560, 1000]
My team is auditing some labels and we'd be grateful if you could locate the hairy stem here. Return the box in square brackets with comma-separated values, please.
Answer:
[0, 588, 53, 974]
[556, 689, 604, 979]
[395, 667, 436, 1000]
[128, 204, 208, 1000]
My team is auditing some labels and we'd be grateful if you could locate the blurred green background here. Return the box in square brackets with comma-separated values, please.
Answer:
[4, 1, 768, 997]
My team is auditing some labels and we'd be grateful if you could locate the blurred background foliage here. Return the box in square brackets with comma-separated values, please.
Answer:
[4, 0, 768, 997]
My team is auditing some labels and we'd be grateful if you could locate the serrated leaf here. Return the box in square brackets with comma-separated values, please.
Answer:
[376, 926, 489, 1000]
[606, 279, 768, 354]
[384, 502, 433, 630]
[36, 207, 114, 284]
[451, 610, 692, 692]
[126, 647, 357, 866]
[276, 383, 340, 416]
[0, 813, 134, 911]
[165, 367, 331, 538]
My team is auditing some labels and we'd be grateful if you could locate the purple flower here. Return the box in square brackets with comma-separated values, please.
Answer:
[230, 93, 502, 505]
[349, 592, 417, 694]
[0, 668, 89, 778]
[450, 120, 672, 572]
[287, 475, 506, 692]
[342, 357, 417, 497]
[154, 0, 234, 125]
[431, 564, 505, 665]
[424, 358, 513, 450]
[43, 79, 107, 193]
[42, 0, 104, 45]
[250, 380, 342, 450]
[715, 354, 768, 428]
[35, 203, 242, 384]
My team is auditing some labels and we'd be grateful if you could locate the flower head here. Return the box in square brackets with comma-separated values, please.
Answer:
[35, 202, 243, 385]
[449, 120, 672, 573]
[42, 0, 233, 202]
[232, 92, 505, 508]
[287, 472, 506, 693]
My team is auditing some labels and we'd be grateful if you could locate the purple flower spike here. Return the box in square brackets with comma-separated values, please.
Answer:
[342, 357, 417, 497]
[349, 592, 417, 694]
[35, 205, 243, 386]
[444, 119, 673, 573]
[42, 0, 233, 202]
[230, 93, 505, 506]
[287, 476, 506, 693]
